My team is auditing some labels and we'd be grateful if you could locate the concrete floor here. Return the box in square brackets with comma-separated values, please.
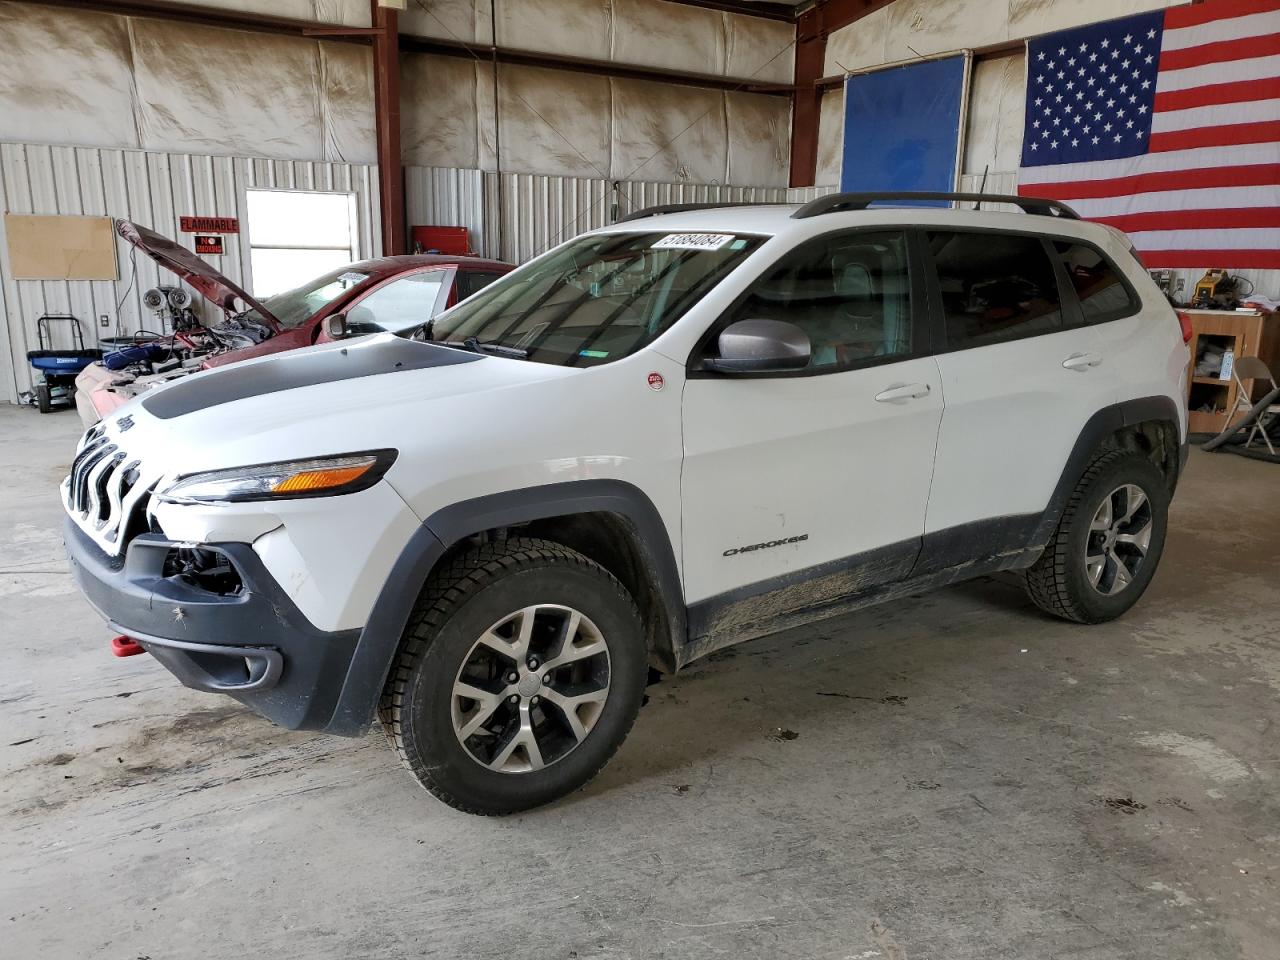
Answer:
[1, 403, 1277, 960]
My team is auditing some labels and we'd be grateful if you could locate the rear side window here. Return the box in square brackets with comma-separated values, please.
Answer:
[927, 231, 1063, 348]
[457, 270, 506, 300]
[1053, 241, 1138, 323]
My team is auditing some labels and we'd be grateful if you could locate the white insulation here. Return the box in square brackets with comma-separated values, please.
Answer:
[0, 1, 794, 181]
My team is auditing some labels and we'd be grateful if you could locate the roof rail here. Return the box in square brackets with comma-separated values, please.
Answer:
[790, 192, 1080, 220]
[613, 201, 782, 224]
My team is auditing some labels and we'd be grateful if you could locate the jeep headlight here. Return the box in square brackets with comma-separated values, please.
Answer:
[157, 450, 397, 504]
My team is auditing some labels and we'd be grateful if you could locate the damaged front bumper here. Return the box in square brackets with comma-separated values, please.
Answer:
[64, 516, 362, 733]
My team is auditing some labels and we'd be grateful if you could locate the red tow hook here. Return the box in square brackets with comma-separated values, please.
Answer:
[110, 635, 147, 658]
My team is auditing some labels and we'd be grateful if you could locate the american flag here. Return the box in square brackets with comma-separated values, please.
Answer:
[1018, 0, 1280, 269]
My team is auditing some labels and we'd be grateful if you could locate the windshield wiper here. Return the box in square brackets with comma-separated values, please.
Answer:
[462, 336, 529, 359]
[415, 334, 530, 359]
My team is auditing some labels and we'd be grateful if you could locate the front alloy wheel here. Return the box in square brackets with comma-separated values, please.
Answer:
[379, 538, 647, 815]
[452, 604, 611, 773]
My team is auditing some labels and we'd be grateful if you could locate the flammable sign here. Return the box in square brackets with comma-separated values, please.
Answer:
[195, 235, 224, 256]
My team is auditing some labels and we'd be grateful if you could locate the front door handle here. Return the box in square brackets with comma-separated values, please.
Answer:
[875, 382, 931, 402]
[1062, 353, 1103, 371]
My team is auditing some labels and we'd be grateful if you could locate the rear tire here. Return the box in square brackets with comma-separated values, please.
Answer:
[1024, 450, 1168, 624]
[378, 537, 647, 815]
[35, 382, 52, 414]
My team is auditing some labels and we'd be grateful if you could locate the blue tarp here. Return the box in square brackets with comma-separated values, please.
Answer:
[840, 56, 967, 204]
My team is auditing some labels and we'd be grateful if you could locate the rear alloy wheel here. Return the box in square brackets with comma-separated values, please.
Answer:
[1083, 483, 1154, 596]
[379, 538, 646, 815]
[1024, 450, 1169, 623]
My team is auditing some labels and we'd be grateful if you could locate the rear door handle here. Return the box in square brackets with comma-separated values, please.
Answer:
[1062, 353, 1103, 371]
[875, 382, 931, 402]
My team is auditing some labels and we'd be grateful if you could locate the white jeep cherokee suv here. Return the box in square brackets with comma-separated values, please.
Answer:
[64, 193, 1189, 814]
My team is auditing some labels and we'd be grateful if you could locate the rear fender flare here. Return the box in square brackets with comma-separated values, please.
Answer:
[1030, 395, 1182, 549]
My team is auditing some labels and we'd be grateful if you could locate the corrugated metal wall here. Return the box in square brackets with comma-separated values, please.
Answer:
[406, 166, 834, 264]
[0, 141, 379, 403]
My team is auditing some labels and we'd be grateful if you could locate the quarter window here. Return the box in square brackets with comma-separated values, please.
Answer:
[927, 231, 1063, 348]
[717, 231, 913, 372]
[1053, 241, 1137, 323]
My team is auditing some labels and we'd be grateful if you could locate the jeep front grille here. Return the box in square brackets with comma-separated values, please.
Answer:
[63, 424, 157, 555]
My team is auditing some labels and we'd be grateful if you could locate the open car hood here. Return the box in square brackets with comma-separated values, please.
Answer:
[116, 219, 281, 331]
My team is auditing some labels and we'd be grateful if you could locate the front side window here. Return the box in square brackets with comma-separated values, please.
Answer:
[428, 232, 764, 366]
[927, 231, 1063, 348]
[346, 269, 451, 335]
[1053, 241, 1137, 323]
[711, 230, 914, 371]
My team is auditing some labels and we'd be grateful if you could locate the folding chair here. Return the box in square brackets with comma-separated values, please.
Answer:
[1231, 355, 1280, 456]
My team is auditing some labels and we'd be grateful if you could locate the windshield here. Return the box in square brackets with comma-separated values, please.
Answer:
[251, 265, 371, 329]
[426, 232, 764, 366]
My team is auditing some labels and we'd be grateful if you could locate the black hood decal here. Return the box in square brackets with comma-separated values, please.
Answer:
[142, 337, 481, 420]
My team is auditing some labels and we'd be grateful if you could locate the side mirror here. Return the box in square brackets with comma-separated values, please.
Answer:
[323, 313, 348, 340]
[702, 319, 811, 374]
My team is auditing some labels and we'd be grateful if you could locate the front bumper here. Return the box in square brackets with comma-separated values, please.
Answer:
[64, 516, 361, 732]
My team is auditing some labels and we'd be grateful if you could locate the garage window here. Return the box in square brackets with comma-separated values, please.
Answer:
[246, 189, 360, 297]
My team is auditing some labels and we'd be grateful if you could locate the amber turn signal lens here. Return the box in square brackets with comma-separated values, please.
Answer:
[271, 463, 373, 494]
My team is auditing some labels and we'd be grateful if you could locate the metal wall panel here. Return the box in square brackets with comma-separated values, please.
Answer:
[0, 141, 378, 402]
[407, 166, 812, 263]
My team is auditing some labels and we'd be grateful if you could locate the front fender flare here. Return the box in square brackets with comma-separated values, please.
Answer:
[324, 479, 684, 735]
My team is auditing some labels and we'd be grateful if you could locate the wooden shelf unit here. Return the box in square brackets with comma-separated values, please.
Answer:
[1183, 309, 1280, 435]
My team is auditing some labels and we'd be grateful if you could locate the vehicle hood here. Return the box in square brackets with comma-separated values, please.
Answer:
[116, 334, 578, 476]
[116, 219, 281, 330]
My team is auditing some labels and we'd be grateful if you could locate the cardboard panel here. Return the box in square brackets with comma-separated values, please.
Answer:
[5, 214, 118, 281]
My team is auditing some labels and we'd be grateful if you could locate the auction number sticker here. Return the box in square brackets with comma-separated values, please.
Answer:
[652, 233, 735, 251]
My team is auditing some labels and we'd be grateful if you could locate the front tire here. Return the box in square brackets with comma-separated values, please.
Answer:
[378, 537, 647, 815]
[1024, 450, 1169, 624]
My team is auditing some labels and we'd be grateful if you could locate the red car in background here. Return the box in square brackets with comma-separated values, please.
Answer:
[76, 220, 512, 424]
